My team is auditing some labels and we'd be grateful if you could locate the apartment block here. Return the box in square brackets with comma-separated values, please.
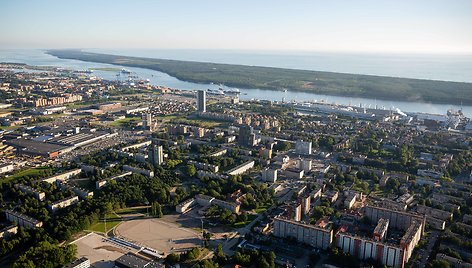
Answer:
[273, 217, 333, 250]
[5, 210, 43, 228]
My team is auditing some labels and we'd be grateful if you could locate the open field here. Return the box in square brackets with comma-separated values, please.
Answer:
[169, 117, 224, 128]
[48, 49, 472, 105]
[1, 166, 54, 183]
[109, 116, 141, 128]
[89, 213, 122, 233]
[115, 218, 202, 254]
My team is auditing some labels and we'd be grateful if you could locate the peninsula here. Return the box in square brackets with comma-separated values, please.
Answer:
[47, 49, 472, 105]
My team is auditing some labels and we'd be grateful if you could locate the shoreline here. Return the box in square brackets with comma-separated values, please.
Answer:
[46, 49, 472, 106]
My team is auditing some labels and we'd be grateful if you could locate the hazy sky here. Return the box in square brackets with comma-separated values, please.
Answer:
[1, 0, 471, 53]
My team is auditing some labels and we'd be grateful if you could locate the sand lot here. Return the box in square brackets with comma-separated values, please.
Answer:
[73, 232, 130, 268]
[115, 218, 202, 254]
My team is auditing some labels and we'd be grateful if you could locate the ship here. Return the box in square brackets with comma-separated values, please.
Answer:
[207, 88, 225, 95]
[223, 88, 240, 95]
[120, 68, 131, 74]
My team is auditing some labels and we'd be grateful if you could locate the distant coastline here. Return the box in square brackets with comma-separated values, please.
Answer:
[47, 49, 472, 105]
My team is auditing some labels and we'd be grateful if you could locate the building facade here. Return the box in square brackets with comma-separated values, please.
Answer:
[197, 90, 206, 112]
[273, 217, 333, 250]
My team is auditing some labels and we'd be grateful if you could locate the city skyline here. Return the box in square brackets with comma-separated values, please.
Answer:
[1, 0, 472, 54]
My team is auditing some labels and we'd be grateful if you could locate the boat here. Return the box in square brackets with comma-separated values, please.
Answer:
[120, 68, 131, 74]
[207, 88, 225, 95]
[223, 88, 240, 95]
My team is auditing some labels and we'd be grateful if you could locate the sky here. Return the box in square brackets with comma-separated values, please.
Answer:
[1, 0, 471, 54]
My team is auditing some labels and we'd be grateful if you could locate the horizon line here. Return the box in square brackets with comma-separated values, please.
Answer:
[1, 47, 472, 56]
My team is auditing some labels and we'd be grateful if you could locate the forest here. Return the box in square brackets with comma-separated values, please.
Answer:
[48, 49, 472, 105]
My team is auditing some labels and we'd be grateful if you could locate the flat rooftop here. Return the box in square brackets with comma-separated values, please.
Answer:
[48, 131, 109, 146]
[6, 138, 70, 154]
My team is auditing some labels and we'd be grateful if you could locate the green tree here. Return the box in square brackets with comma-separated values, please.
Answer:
[151, 202, 163, 218]
[186, 164, 197, 177]
[13, 241, 76, 268]
[166, 253, 181, 264]
[214, 244, 226, 264]
[426, 259, 450, 268]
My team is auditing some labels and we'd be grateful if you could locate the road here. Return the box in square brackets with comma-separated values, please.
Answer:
[416, 230, 440, 268]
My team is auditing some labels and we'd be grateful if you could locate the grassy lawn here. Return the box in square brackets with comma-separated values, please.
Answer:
[171, 118, 224, 128]
[0, 125, 19, 131]
[110, 116, 141, 128]
[89, 213, 122, 233]
[232, 214, 257, 228]
[255, 205, 270, 214]
[64, 103, 92, 109]
[2, 166, 54, 183]
[160, 114, 225, 128]
[116, 206, 148, 215]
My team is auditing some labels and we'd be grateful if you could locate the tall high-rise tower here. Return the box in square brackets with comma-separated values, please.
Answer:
[197, 90, 206, 112]
[145, 113, 153, 130]
[149, 142, 164, 167]
[238, 125, 255, 147]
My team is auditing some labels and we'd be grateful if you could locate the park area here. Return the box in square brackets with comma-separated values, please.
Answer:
[115, 218, 202, 254]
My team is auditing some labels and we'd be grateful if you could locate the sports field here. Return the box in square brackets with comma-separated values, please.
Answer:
[115, 218, 202, 254]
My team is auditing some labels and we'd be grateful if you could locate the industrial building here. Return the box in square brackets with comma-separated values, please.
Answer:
[48, 130, 112, 148]
[6, 138, 71, 158]
[6, 130, 113, 158]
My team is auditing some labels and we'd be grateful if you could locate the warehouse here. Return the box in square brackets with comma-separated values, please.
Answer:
[6, 138, 71, 158]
